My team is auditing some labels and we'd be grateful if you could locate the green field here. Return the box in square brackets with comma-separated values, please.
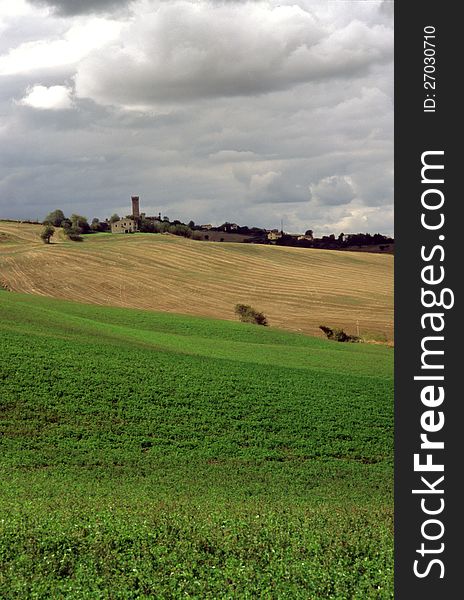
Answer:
[0, 291, 393, 598]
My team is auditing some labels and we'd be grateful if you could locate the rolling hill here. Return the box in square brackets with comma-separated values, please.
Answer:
[0, 221, 393, 340]
[0, 291, 393, 597]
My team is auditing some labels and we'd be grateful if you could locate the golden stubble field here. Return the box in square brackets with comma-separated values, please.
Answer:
[0, 221, 393, 339]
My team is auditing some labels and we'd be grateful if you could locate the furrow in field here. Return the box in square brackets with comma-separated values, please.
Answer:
[0, 223, 393, 338]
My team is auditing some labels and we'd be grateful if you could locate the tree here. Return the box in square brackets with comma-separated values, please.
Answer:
[109, 214, 120, 223]
[168, 224, 193, 238]
[44, 209, 65, 227]
[139, 218, 156, 233]
[305, 229, 313, 239]
[70, 214, 90, 234]
[40, 225, 55, 244]
[154, 221, 170, 233]
[90, 218, 101, 232]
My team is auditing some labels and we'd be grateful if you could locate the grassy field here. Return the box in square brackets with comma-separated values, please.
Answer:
[0, 291, 393, 598]
[0, 221, 393, 340]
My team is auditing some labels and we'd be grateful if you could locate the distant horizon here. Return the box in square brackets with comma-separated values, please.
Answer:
[0, 1, 393, 237]
[1, 215, 394, 240]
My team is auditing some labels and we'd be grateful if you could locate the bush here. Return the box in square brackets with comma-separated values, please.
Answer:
[40, 225, 55, 244]
[235, 304, 268, 326]
[66, 226, 83, 242]
[319, 325, 359, 343]
[168, 224, 193, 238]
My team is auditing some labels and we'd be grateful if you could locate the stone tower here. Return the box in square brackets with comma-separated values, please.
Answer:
[131, 196, 140, 218]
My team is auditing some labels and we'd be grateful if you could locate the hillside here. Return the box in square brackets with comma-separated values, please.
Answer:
[0, 291, 393, 597]
[0, 221, 393, 339]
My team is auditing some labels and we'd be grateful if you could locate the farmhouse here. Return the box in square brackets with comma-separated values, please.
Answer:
[267, 229, 283, 241]
[111, 219, 138, 234]
[111, 196, 140, 233]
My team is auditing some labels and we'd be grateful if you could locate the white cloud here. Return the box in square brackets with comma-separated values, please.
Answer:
[0, 0, 37, 19]
[323, 204, 394, 235]
[0, 16, 122, 75]
[17, 84, 73, 109]
[74, 1, 392, 107]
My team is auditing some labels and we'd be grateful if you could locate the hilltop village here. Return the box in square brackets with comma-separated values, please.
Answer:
[42, 195, 394, 253]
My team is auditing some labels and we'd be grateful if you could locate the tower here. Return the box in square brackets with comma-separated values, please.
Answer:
[131, 196, 140, 218]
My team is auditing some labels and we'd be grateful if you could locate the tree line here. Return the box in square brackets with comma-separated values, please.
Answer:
[41, 209, 195, 243]
[40, 208, 393, 249]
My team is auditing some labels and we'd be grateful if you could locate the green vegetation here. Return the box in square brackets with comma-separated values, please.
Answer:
[0, 292, 393, 598]
[234, 303, 268, 326]
[43, 209, 65, 227]
[39, 224, 54, 244]
[319, 325, 360, 343]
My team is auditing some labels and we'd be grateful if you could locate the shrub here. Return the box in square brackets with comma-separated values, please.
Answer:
[235, 304, 268, 326]
[168, 224, 193, 238]
[319, 325, 359, 343]
[66, 226, 83, 242]
[40, 225, 55, 244]
[319, 325, 334, 339]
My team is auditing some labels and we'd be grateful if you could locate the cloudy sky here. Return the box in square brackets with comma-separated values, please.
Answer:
[0, 0, 393, 235]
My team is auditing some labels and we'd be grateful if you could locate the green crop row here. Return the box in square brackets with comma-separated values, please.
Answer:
[0, 292, 394, 598]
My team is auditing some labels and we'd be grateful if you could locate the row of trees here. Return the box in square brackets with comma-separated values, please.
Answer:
[43, 209, 91, 240]
[42, 209, 393, 248]
[44, 209, 112, 234]
[43, 209, 195, 241]
[137, 217, 192, 237]
[274, 231, 393, 250]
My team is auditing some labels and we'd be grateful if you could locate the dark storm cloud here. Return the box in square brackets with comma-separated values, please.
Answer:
[26, 0, 132, 16]
[1, 1, 394, 235]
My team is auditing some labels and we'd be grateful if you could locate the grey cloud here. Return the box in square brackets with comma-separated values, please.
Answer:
[1, 1, 393, 236]
[380, 1, 394, 18]
[26, 0, 132, 16]
[310, 176, 355, 207]
[209, 150, 259, 163]
[0, 16, 63, 55]
[74, 3, 392, 106]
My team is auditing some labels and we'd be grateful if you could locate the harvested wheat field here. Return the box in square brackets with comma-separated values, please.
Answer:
[0, 221, 393, 339]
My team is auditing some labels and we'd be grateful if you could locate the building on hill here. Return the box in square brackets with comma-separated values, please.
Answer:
[111, 218, 138, 234]
[131, 196, 140, 218]
[267, 229, 283, 241]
